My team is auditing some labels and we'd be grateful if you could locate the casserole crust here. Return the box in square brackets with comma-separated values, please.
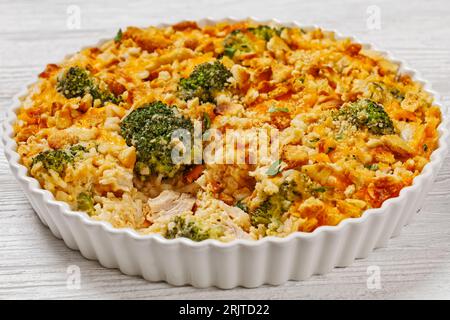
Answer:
[13, 20, 440, 242]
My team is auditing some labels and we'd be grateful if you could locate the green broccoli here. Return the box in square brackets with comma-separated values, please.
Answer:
[248, 25, 283, 41]
[31, 144, 87, 175]
[336, 99, 395, 135]
[223, 29, 254, 58]
[251, 200, 275, 226]
[57, 67, 92, 99]
[77, 192, 95, 215]
[57, 66, 121, 105]
[249, 171, 327, 227]
[120, 101, 194, 178]
[250, 180, 299, 227]
[222, 26, 283, 58]
[236, 200, 248, 213]
[166, 216, 210, 241]
[68, 144, 88, 155]
[178, 60, 232, 103]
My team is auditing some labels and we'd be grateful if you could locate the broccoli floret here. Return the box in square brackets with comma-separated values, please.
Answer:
[166, 216, 210, 241]
[236, 200, 248, 213]
[223, 30, 254, 58]
[57, 66, 121, 105]
[251, 201, 275, 226]
[91, 85, 122, 105]
[77, 192, 95, 215]
[247, 171, 326, 227]
[222, 27, 282, 58]
[250, 180, 299, 227]
[31, 144, 87, 175]
[120, 101, 194, 178]
[178, 61, 232, 103]
[57, 67, 92, 99]
[248, 25, 282, 41]
[31, 150, 71, 175]
[336, 99, 395, 135]
[68, 144, 88, 155]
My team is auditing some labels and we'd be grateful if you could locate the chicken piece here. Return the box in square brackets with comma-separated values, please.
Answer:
[147, 190, 195, 216]
[219, 201, 250, 228]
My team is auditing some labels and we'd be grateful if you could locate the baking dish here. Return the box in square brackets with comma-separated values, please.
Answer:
[3, 17, 449, 288]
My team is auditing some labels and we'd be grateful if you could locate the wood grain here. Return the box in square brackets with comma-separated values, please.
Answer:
[1, 0, 449, 300]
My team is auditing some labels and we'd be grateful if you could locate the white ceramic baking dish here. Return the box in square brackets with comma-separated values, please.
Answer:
[3, 18, 449, 289]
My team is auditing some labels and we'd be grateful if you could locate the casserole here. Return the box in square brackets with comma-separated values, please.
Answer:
[3, 17, 449, 288]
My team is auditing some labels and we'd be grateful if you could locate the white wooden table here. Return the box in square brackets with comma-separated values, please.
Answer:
[1, 0, 449, 299]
